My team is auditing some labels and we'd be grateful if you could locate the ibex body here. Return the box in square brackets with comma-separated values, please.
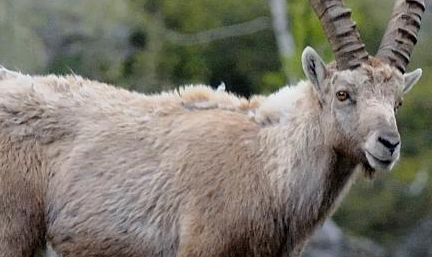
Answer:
[0, 0, 425, 256]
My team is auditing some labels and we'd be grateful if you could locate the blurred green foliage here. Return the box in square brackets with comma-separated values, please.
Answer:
[0, 0, 431, 248]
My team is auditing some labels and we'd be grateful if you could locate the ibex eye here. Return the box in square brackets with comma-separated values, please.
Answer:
[336, 91, 349, 101]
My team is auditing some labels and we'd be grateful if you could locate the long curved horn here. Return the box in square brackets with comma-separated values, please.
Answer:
[309, 0, 369, 70]
[376, 0, 425, 73]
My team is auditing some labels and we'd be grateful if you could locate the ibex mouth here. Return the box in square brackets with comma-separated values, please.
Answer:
[365, 150, 394, 172]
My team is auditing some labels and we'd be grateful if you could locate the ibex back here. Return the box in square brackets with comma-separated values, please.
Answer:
[0, 0, 425, 256]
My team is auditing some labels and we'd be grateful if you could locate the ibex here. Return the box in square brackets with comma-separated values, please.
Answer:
[0, 0, 425, 256]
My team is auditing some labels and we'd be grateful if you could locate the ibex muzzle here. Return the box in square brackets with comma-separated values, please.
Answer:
[364, 111, 402, 171]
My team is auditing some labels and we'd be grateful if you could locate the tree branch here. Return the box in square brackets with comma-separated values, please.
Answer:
[269, 0, 296, 83]
[165, 16, 271, 46]
[269, 0, 295, 58]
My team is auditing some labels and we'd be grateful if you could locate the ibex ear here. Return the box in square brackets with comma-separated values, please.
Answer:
[302, 47, 328, 94]
[402, 68, 422, 94]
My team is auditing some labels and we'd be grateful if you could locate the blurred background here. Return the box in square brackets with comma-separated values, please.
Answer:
[0, 0, 431, 256]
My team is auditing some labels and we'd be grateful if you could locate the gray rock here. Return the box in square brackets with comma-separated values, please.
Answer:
[302, 220, 344, 257]
[302, 220, 386, 257]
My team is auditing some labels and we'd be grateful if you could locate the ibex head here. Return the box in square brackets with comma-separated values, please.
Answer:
[302, 0, 425, 172]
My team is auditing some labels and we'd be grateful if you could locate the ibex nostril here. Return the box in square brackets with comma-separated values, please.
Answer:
[378, 136, 400, 153]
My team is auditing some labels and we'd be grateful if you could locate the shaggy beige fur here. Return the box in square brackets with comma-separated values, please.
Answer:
[0, 50, 421, 257]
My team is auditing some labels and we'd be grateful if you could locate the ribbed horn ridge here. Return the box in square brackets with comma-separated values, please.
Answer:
[376, 0, 425, 73]
[309, 0, 369, 70]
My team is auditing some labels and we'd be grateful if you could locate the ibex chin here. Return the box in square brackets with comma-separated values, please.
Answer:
[0, 0, 426, 256]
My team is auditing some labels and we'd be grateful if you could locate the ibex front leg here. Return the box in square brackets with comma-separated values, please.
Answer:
[0, 165, 45, 256]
